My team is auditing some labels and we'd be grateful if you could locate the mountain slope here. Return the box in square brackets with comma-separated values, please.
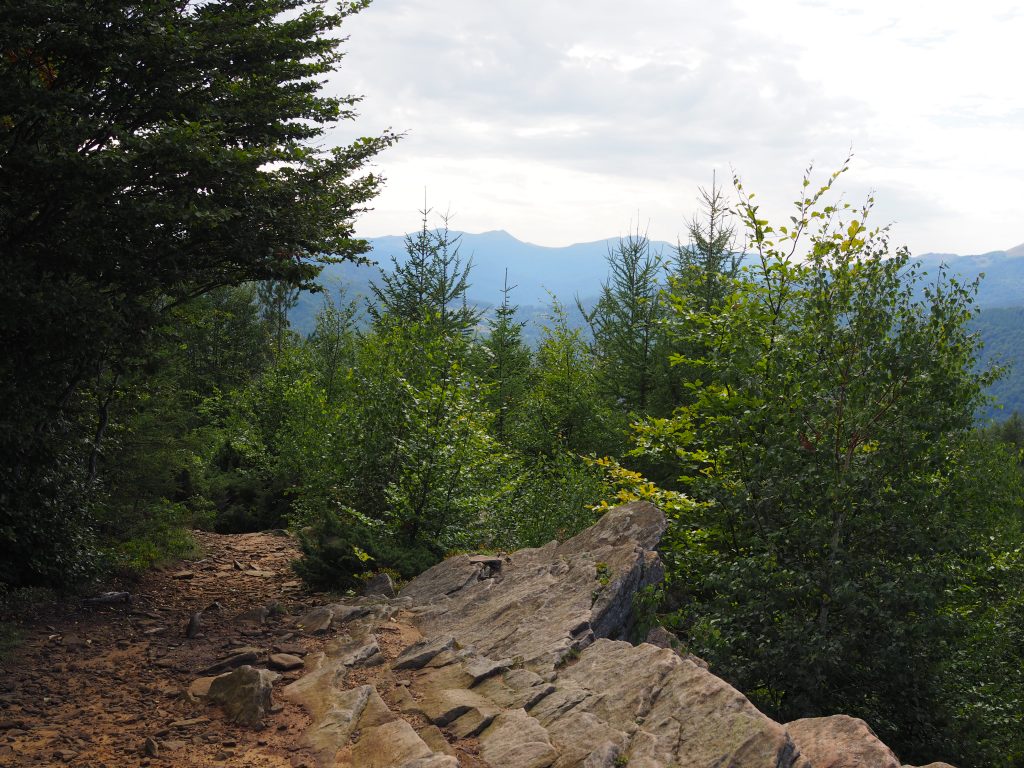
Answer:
[971, 306, 1024, 418]
[293, 231, 1024, 418]
[914, 248, 1024, 308]
[315, 230, 677, 308]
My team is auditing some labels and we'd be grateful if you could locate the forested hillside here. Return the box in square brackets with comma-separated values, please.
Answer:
[295, 234, 1024, 418]
[2, 4, 1023, 768]
[972, 306, 1024, 417]
[298, 234, 1024, 325]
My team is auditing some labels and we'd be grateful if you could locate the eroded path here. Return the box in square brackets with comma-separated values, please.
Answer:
[0, 530, 348, 766]
[0, 504, 928, 768]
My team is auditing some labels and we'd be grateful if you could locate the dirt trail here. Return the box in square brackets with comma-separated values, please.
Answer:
[0, 530, 341, 767]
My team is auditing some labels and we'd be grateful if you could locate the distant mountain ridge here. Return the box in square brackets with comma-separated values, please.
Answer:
[913, 244, 1024, 308]
[292, 232, 1024, 418]
[324, 229, 674, 308]
[315, 231, 1024, 310]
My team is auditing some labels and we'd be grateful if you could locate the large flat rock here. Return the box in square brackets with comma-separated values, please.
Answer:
[786, 715, 900, 768]
[400, 501, 667, 672]
[277, 502, 951, 768]
[534, 639, 797, 768]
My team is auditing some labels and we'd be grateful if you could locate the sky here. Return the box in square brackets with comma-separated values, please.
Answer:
[325, 0, 1024, 255]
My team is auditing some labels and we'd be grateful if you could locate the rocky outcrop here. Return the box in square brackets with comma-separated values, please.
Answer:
[277, 501, 953, 768]
[786, 716, 900, 768]
[534, 639, 795, 768]
[400, 500, 666, 671]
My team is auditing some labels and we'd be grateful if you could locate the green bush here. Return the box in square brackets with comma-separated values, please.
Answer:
[293, 509, 441, 591]
[482, 451, 608, 550]
[99, 499, 203, 576]
[293, 511, 375, 591]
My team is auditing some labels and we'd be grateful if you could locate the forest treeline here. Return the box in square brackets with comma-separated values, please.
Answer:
[2, 2, 1022, 767]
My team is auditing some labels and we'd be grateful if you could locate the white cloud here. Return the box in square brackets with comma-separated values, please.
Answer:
[327, 0, 1024, 254]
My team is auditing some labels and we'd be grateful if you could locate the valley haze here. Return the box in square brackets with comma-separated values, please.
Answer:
[292, 231, 1024, 417]
[303, 229, 1024, 314]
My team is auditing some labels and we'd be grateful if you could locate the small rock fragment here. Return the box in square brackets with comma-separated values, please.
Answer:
[359, 572, 396, 598]
[644, 625, 677, 649]
[448, 705, 499, 738]
[188, 676, 217, 698]
[185, 611, 203, 639]
[269, 653, 304, 671]
[393, 636, 456, 670]
[467, 554, 504, 567]
[207, 665, 280, 728]
[200, 650, 260, 675]
[236, 606, 271, 625]
[463, 655, 512, 683]
[294, 606, 333, 634]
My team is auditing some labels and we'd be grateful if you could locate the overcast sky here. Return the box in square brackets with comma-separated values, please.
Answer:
[325, 0, 1024, 255]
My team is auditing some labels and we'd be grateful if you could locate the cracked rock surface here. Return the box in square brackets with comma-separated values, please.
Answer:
[9, 502, 953, 766]
[280, 502, 810, 767]
[278, 500, 956, 767]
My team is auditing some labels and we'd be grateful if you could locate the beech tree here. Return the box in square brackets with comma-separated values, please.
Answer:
[637, 164, 1008, 761]
[0, 0, 395, 585]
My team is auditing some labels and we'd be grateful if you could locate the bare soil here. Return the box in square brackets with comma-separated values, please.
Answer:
[0, 530, 339, 767]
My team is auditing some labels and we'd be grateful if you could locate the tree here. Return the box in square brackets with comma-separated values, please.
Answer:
[277, 317, 507, 578]
[0, 0, 395, 586]
[306, 290, 361, 404]
[937, 435, 1024, 767]
[652, 176, 744, 414]
[671, 173, 743, 311]
[369, 208, 481, 337]
[636, 163, 1007, 761]
[519, 298, 622, 458]
[981, 411, 1024, 467]
[480, 272, 532, 443]
[579, 228, 665, 413]
[258, 280, 301, 360]
[90, 286, 273, 564]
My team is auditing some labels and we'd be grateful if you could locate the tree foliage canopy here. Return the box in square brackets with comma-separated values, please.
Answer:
[0, 0, 395, 585]
[368, 208, 481, 336]
[580, 229, 664, 412]
[634, 163, 1014, 763]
